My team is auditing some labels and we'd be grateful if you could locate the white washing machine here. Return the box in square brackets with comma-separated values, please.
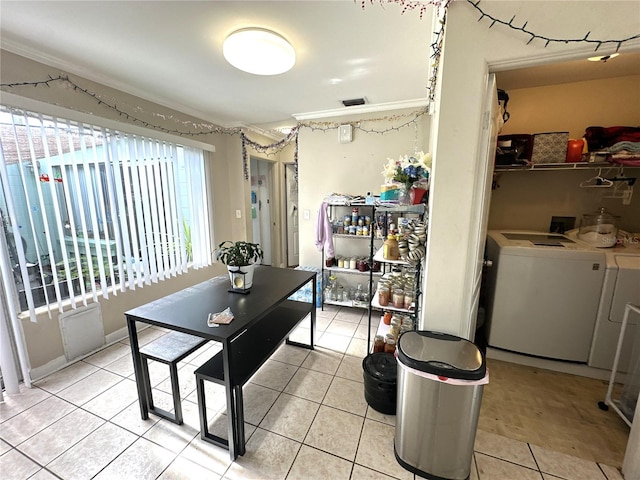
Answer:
[588, 243, 640, 371]
[485, 231, 606, 362]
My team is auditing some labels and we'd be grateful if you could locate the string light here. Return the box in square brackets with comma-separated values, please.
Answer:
[428, 3, 449, 104]
[360, 0, 447, 19]
[363, 0, 640, 53]
[2, 75, 426, 139]
[0, 75, 240, 137]
[8, 0, 632, 184]
[466, 0, 639, 52]
[240, 126, 301, 180]
[2, 83, 427, 199]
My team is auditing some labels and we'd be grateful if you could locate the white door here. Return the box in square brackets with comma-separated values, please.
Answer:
[285, 164, 299, 267]
[250, 158, 273, 266]
[464, 73, 499, 339]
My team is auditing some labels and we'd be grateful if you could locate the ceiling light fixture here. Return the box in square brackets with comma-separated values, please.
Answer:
[588, 53, 619, 62]
[223, 28, 296, 75]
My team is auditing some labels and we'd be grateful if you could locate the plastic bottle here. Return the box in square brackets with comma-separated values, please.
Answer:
[383, 234, 399, 260]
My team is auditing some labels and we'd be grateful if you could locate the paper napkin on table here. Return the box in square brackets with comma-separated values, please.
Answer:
[207, 307, 234, 326]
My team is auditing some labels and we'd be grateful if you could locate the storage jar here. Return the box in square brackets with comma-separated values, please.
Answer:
[373, 335, 385, 353]
[378, 286, 390, 306]
[392, 288, 405, 308]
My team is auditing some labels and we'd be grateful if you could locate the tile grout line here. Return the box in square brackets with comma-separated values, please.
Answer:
[527, 442, 543, 475]
[4, 305, 625, 479]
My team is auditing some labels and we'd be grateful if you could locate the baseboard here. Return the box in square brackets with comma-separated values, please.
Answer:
[104, 323, 146, 344]
[30, 356, 69, 383]
[486, 347, 618, 381]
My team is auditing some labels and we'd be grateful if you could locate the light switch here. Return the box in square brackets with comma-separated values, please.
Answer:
[303, 209, 310, 220]
[236, 209, 242, 219]
[339, 124, 352, 143]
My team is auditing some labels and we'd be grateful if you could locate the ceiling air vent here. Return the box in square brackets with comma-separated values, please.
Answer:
[341, 98, 366, 107]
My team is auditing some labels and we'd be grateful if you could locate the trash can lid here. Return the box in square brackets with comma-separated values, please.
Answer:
[397, 330, 486, 380]
[362, 352, 397, 384]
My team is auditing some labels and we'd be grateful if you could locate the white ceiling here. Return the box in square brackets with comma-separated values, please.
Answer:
[495, 51, 640, 91]
[1, 1, 639, 133]
[0, 1, 432, 131]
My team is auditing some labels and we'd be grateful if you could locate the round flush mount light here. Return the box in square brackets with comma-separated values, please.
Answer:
[588, 53, 619, 62]
[223, 28, 296, 75]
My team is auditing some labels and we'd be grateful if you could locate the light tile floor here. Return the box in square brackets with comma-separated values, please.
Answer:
[0, 305, 629, 480]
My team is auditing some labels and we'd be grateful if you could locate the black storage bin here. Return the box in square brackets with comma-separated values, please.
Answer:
[362, 352, 397, 414]
[496, 134, 533, 165]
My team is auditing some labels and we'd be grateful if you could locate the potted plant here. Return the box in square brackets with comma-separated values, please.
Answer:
[216, 240, 263, 289]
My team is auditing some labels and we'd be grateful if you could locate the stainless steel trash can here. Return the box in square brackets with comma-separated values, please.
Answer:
[395, 330, 488, 480]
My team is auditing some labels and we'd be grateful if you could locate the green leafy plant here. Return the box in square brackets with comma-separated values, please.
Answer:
[216, 241, 263, 267]
[183, 220, 192, 262]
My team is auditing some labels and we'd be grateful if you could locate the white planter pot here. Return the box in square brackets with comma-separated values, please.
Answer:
[227, 264, 256, 289]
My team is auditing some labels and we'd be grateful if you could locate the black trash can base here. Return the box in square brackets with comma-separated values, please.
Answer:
[362, 352, 397, 415]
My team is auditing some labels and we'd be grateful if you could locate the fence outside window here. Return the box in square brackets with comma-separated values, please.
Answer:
[0, 106, 213, 318]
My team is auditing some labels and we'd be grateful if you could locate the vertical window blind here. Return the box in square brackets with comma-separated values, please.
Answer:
[0, 106, 212, 320]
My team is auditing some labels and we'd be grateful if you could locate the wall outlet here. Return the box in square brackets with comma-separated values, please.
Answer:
[236, 209, 242, 219]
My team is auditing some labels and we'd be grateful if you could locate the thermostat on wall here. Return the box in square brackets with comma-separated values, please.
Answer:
[339, 124, 352, 143]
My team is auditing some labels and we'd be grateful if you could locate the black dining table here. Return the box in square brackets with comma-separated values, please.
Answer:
[125, 265, 317, 459]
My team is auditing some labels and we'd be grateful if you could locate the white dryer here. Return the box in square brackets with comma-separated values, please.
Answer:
[485, 231, 606, 362]
[588, 245, 640, 371]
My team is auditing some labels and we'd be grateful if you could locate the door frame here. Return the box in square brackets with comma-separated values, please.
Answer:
[284, 163, 299, 267]
[250, 157, 275, 265]
[462, 72, 499, 339]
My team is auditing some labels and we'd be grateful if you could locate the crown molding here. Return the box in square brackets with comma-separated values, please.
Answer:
[293, 98, 429, 121]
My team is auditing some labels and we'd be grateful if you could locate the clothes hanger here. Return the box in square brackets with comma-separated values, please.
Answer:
[603, 170, 635, 205]
[580, 168, 613, 188]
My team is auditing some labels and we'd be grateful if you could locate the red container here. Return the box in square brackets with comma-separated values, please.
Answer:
[566, 139, 585, 163]
[410, 187, 428, 204]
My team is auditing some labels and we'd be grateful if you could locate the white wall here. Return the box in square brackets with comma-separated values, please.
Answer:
[298, 110, 430, 268]
[425, 1, 640, 338]
[490, 169, 640, 233]
[499, 75, 640, 140]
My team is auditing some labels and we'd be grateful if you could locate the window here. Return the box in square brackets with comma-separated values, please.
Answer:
[0, 106, 212, 317]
